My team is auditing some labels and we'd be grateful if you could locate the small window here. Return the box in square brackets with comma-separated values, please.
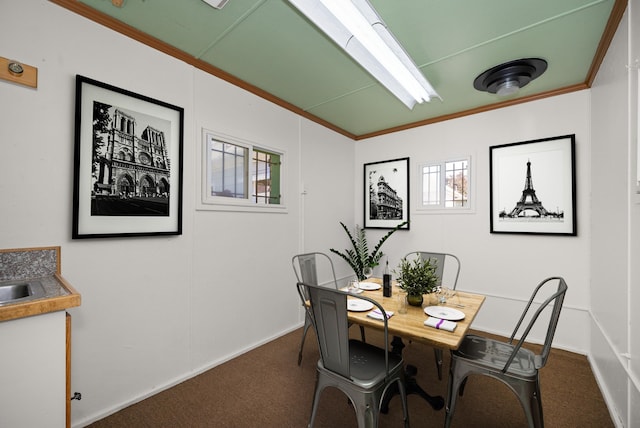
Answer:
[201, 130, 285, 212]
[208, 139, 248, 199]
[252, 149, 281, 205]
[419, 157, 471, 211]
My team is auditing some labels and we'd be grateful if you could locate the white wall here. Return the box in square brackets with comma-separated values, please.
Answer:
[628, 1, 640, 426]
[0, 1, 353, 426]
[1, 0, 637, 427]
[355, 92, 592, 353]
[591, 4, 640, 427]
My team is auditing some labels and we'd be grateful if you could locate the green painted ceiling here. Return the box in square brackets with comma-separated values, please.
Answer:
[61, 0, 622, 139]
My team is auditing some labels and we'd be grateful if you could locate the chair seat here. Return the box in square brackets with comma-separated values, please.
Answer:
[317, 339, 404, 389]
[454, 334, 539, 379]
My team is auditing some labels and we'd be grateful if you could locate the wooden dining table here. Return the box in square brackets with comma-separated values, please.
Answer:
[345, 278, 486, 411]
[346, 279, 485, 351]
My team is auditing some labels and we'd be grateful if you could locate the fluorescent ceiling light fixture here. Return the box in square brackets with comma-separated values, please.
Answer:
[288, 0, 440, 109]
[201, 0, 229, 9]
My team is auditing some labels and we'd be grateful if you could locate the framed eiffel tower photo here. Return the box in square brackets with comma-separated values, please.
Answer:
[490, 135, 576, 236]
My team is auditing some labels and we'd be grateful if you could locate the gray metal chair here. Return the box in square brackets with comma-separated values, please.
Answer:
[292, 252, 365, 365]
[444, 276, 568, 428]
[297, 281, 410, 428]
[404, 251, 461, 380]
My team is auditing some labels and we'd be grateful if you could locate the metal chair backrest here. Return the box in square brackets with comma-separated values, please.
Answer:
[292, 252, 338, 288]
[405, 251, 461, 289]
[505, 276, 568, 371]
[296, 281, 391, 377]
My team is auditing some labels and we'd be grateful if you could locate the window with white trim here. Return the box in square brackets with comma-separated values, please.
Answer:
[419, 157, 471, 211]
[201, 130, 284, 211]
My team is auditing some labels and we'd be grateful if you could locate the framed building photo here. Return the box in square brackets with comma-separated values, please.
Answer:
[364, 157, 410, 229]
[72, 75, 184, 239]
[490, 134, 576, 236]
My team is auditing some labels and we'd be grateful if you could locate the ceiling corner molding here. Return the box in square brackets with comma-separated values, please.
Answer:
[585, 0, 627, 87]
[49, 0, 194, 63]
[355, 83, 589, 140]
[48, 0, 620, 141]
[48, 0, 358, 140]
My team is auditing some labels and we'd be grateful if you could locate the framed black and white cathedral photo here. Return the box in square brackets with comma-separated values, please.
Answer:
[72, 75, 184, 239]
[490, 135, 576, 236]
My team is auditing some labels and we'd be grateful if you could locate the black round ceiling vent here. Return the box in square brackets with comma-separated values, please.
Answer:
[473, 58, 547, 96]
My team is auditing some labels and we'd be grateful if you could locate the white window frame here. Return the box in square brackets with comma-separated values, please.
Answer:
[416, 155, 474, 214]
[198, 129, 287, 213]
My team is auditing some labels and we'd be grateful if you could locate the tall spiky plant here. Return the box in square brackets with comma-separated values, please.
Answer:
[330, 221, 407, 280]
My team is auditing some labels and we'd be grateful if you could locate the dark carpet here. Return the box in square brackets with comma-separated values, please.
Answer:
[87, 327, 613, 427]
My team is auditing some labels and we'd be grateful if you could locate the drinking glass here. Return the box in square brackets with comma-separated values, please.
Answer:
[397, 290, 408, 314]
[362, 266, 373, 281]
[347, 280, 360, 294]
[437, 286, 450, 304]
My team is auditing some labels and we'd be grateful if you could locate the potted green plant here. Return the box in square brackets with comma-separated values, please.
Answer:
[330, 221, 407, 281]
[395, 256, 439, 306]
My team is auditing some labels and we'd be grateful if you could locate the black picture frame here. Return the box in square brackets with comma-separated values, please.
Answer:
[364, 157, 410, 229]
[490, 134, 576, 236]
[72, 75, 184, 239]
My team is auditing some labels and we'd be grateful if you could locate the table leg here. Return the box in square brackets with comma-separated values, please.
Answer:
[390, 335, 405, 356]
[382, 336, 445, 413]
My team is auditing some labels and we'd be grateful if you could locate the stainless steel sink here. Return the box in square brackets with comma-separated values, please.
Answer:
[0, 281, 46, 306]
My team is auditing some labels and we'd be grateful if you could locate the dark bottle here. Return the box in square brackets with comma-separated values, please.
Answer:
[383, 259, 392, 297]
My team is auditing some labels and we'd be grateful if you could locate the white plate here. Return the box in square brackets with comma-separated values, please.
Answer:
[358, 282, 381, 291]
[423, 306, 465, 321]
[347, 299, 375, 312]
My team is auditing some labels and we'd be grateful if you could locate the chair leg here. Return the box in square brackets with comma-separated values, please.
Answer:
[308, 375, 324, 428]
[444, 360, 463, 428]
[298, 316, 312, 366]
[459, 377, 468, 396]
[359, 325, 366, 342]
[434, 347, 443, 380]
[521, 380, 544, 428]
[353, 397, 376, 428]
[397, 378, 410, 428]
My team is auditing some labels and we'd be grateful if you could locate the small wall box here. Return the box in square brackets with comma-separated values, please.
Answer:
[0, 56, 37, 88]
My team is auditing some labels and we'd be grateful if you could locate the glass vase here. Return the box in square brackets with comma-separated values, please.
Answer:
[407, 293, 423, 307]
